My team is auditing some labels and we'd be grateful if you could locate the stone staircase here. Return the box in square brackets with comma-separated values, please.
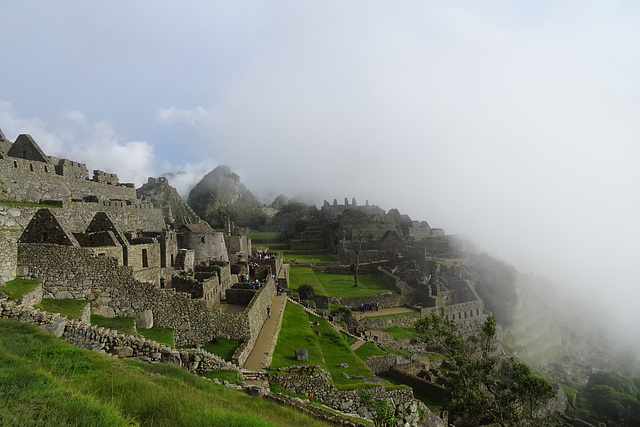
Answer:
[241, 369, 267, 382]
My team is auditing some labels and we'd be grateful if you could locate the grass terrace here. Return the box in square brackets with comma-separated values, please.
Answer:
[271, 303, 381, 388]
[289, 266, 397, 298]
[201, 337, 244, 361]
[90, 315, 136, 335]
[1, 278, 40, 300]
[35, 298, 89, 320]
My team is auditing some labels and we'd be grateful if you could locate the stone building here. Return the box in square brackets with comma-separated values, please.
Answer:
[177, 223, 229, 265]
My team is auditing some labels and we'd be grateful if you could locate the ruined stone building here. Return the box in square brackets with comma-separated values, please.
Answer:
[0, 129, 276, 366]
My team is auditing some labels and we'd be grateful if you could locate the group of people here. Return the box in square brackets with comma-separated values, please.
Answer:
[360, 302, 379, 313]
[251, 250, 277, 260]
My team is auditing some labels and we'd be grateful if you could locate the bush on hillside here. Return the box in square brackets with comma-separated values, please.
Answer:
[298, 283, 315, 301]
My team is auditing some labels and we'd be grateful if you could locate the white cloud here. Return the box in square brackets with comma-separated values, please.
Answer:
[157, 106, 212, 126]
[0, 101, 156, 186]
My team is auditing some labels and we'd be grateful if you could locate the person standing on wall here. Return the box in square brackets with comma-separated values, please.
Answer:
[267, 305, 271, 318]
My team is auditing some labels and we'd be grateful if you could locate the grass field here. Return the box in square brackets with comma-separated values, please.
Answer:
[271, 303, 379, 387]
[0, 318, 331, 427]
[383, 326, 417, 340]
[289, 266, 396, 298]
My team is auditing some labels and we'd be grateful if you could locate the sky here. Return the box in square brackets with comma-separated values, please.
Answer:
[1, 1, 640, 331]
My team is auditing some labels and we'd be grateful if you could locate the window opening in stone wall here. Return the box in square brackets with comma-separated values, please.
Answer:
[29, 164, 33, 171]
[13, 161, 17, 167]
[42, 232, 47, 242]
[200, 236, 205, 244]
[142, 249, 148, 268]
[44, 166, 48, 173]
[171, 253, 174, 266]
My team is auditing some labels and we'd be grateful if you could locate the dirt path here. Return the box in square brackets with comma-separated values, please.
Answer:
[242, 293, 286, 372]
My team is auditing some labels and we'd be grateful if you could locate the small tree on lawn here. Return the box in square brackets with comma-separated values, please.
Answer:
[331, 208, 375, 287]
[298, 283, 315, 301]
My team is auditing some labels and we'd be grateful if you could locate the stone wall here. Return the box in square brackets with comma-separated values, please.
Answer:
[225, 235, 251, 255]
[268, 369, 425, 425]
[335, 295, 404, 311]
[0, 296, 239, 375]
[0, 230, 21, 283]
[16, 243, 254, 346]
[363, 354, 411, 375]
[232, 279, 276, 366]
[179, 231, 229, 264]
[0, 155, 136, 203]
[0, 202, 165, 235]
[360, 312, 421, 330]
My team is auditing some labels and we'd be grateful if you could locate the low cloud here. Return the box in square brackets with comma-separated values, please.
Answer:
[0, 101, 156, 185]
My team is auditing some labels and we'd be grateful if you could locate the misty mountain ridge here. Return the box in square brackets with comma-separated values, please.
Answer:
[146, 165, 640, 390]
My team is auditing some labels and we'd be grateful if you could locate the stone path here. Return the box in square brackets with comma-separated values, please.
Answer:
[243, 293, 286, 373]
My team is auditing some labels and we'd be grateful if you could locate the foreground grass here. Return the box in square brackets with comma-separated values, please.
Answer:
[35, 298, 88, 320]
[1, 278, 40, 300]
[0, 319, 330, 427]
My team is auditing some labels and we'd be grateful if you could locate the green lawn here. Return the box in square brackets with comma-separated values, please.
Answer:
[137, 326, 175, 347]
[315, 271, 395, 297]
[201, 338, 244, 361]
[271, 303, 377, 388]
[0, 318, 330, 427]
[289, 267, 396, 298]
[1, 278, 40, 300]
[35, 298, 89, 320]
[383, 326, 417, 340]
[271, 303, 325, 368]
[354, 341, 388, 359]
[90, 315, 136, 335]
[289, 266, 328, 295]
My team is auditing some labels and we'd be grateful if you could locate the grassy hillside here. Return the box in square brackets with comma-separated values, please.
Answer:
[0, 319, 330, 427]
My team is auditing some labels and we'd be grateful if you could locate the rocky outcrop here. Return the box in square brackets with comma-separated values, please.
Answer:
[187, 165, 265, 229]
[137, 177, 200, 228]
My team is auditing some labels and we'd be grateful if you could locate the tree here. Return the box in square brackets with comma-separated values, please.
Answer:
[331, 209, 375, 287]
[297, 283, 315, 301]
[414, 313, 556, 426]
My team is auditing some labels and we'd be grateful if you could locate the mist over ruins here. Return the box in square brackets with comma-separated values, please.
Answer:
[0, 128, 636, 426]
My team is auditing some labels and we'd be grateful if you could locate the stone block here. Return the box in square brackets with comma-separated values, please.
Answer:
[295, 349, 308, 361]
[93, 305, 116, 318]
[136, 309, 154, 329]
[55, 291, 73, 299]
[116, 346, 134, 358]
[43, 317, 66, 337]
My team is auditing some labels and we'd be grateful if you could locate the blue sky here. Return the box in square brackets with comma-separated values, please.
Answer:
[2, 1, 640, 328]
